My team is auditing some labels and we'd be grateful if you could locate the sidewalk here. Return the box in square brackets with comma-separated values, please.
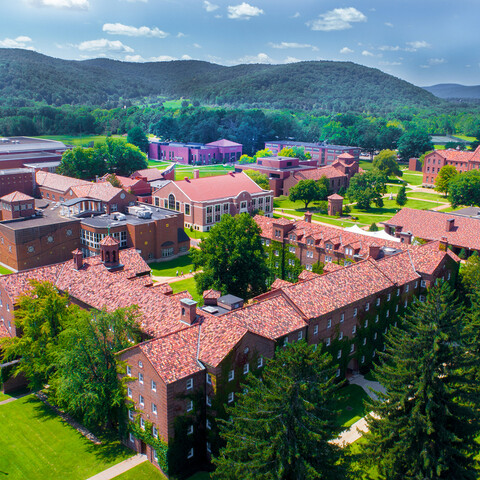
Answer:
[86, 454, 147, 480]
[349, 374, 386, 401]
[0, 391, 31, 406]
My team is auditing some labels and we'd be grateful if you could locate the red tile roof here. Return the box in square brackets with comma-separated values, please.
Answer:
[408, 241, 460, 276]
[382, 208, 480, 251]
[1, 191, 34, 202]
[298, 270, 321, 281]
[100, 235, 119, 246]
[153, 283, 174, 295]
[203, 289, 221, 300]
[271, 278, 293, 289]
[71, 183, 126, 203]
[35, 171, 89, 193]
[293, 165, 346, 181]
[328, 194, 344, 200]
[173, 172, 269, 202]
[131, 168, 166, 182]
[206, 139, 242, 147]
[431, 146, 480, 164]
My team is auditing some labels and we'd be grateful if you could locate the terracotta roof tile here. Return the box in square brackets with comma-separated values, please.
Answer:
[1, 191, 34, 202]
[293, 165, 346, 181]
[35, 171, 89, 193]
[298, 270, 321, 281]
[203, 289, 221, 299]
[153, 283, 174, 295]
[271, 278, 293, 289]
[131, 168, 166, 182]
[71, 183, 126, 203]
[100, 235, 119, 246]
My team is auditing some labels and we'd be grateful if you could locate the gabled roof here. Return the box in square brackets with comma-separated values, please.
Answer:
[206, 139, 242, 147]
[35, 171, 89, 193]
[100, 235, 119, 246]
[172, 172, 269, 202]
[293, 165, 346, 181]
[71, 183, 128, 203]
[1, 191, 34, 203]
[429, 146, 480, 164]
[131, 168, 166, 182]
[271, 278, 293, 289]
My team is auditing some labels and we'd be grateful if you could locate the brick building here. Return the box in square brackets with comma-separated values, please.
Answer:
[0, 168, 35, 199]
[422, 146, 480, 186]
[264, 140, 360, 166]
[153, 172, 273, 231]
[97, 175, 152, 202]
[382, 207, 480, 255]
[255, 214, 405, 281]
[148, 139, 242, 165]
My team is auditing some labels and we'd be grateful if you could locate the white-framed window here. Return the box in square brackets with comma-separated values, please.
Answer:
[152, 403, 157, 415]
[352, 325, 356, 334]
[228, 370, 234, 381]
[404, 299, 408, 307]
[138, 360, 143, 368]
[153, 426, 158, 439]
[419, 295, 426, 302]
[327, 319, 332, 329]
[415, 281, 419, 288]
[151, 380, 156, 392]
[313, 325, 318, 335]
[186, 378, 193, 390]
[350, 344, 355, 353]
[361, 355, 365, 364]
[187, 448, 194, 459]
[206, 396, 212, 407]
[128, 410, 134, 421]
[336, 369, 341, 377]
[337, 350, 342, 359]
[376, 298, 380, 306]
[406, 285, 409, 293]
[353, 308, 357, 317]
[421, 280, 426, 288]
[326, 337, 331, 347]
[228, 392, 234, 403]
[139, 372, 144, 384]
[386, 310, 390, 318]
[283, 337, 288, 346]
[365, 302, 370, 311]
[127, 387, 132, 398]
[257, 357, 263, 368]
[274, 250, 279, 257]
[187, 425, 194, 435]
[395, 304, 399, 312]
[306, 250, 314, 258]
[447, 272, 451, 280]
[206, 419, 211, 430]
[207, 442, 212, 453]
[153, 449, 158, 462]
[397, 288, 400, 296]
[372, 350, 376, 358]
[289, 246, 295, 253]
[266, 239, 270, 246]
[126, 365, 132, 376]
[364, 319, 368, 328]
[298, 331, 303, 340]
[129, 433, 135, 443]
[374, 332, 378, 340]
[140, 418, 145, 430]
[375, 315, 379, 323]
[206, 374, 212, 385]
[363, 337, 367, 346]
[340, 313, 344, 323]
[387, 293, 391, 301]
[187, 400, 193, 412]
[243, 363, 249, 375]
[339, 331, 344, 340]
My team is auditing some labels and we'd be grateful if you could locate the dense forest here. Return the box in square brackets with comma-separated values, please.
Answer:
[0, 48, 443, 113]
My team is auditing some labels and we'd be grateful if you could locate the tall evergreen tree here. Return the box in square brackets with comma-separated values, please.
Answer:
[360, 282, 479, 480]
[212, 342, 347, 480]
[395, 184, 408, 206]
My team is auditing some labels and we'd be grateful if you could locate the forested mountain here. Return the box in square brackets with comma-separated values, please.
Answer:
[0, 48, 442, 113]
[423, 83, 480, 100]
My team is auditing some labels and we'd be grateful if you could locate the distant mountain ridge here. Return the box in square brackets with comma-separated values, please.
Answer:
[0, 48, 442, 112]
[423, 83, 480, 99]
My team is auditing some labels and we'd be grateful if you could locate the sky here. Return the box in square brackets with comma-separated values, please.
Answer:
[0, 0, 479, 87]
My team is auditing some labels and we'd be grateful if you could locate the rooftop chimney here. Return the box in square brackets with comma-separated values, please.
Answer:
[304, 211, 312, 223]
[446, 218, 455, 232]
[180, 298, 198, 325]
[72, 249, 83, 270]
[193, 169, 200, 179]
[368, 243, 381, 260]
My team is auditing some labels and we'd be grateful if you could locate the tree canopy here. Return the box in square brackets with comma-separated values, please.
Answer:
[373, 149, 402, 178]
[395, 184, 408, 206]
[289, 179, 328, 209]
[346, 171, 387, 209]
[243, 169, 269, 190]
[127, 126, 149, 153]
[397, 130, 433, 162]
[213, 341, 347, 480]
[448, 169, 480, 207]
[435, 165, 458, 195]
[191, 213, 269, 299]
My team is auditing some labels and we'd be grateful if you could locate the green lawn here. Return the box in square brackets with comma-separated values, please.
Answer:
[406, 191, 448, 202]
[174, 164, 234, 180]
[0, 395, 132, 480]
[170, 277, 201, 304]
[36, 135, 124, 146]
[0, 264, 14, 275]
[113, 461, 167, 479]
[149, 254, 195, 277]
[359, 159, 375, 171]
[335, 384, 370, 428]
[147, 160, 173, 168]
[399, 172, 424, 186]
[0, 392, 12, 402]
[452, 134, 476, 142]
[186, 228, 210, 240]
[348, 437, 380, 479]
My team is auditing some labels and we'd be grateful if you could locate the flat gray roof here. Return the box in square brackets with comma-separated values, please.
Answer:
[0, 204, 78, 231]
[80, 208, 177, 228]
[0, 168, 34, 175]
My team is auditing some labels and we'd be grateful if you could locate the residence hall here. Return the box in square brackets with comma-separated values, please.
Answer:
[382, 207, 480, 255]
[235, 153, 359, 196]
[152, 171, 274, 231]
[422, 145, 480, 186]
[264, 140, 360, 166]
[0, 229, 459, 475]
[148, 139, 242, 165]
[118, 239, 458, 477]
[254, 213, 406, 278]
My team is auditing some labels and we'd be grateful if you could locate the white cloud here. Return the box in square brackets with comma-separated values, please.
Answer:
[379, 45, 401, 51]
[228, 2, 264, 20]
[292, 12, 300, 18]
[307, 7, 366, 31]
[125, 54, 145, 62]
[406, 40, 430, 50]
[177, 32, 186, 38]
[181, 55, 192, 60]
[339, 47, 353, 54]
[379, 61, 401, 66]
[27, 0, 89, 9]
[385, 22, 393, 27]
[193, 43, 202, 48]
[362, 50, 374, 57]
[77, 38, 134, 53]
[428, 58, 446, 65]
[0, 36, 34, 49]
[203, 0, 219, 12]
[284, 56, 301, 63]
[269, 42, 317, 51]
[102, 23, 168, 38]
[238, 52, 274, 64]
[150, 55, 177, 61]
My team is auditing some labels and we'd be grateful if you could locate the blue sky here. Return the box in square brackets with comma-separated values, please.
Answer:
[0, 0, 479, 86]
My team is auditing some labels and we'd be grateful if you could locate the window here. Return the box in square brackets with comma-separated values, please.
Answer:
[397, 288, 400, 297]
[186, 378, 193, 390]
[363, 337, 367, 346]
[306, 250, 313, 258]
[139, 372, 144, 384]
[228, 370, 234, 381]
[339, 331, 344, 340]
[395, 304, 399, 312]
[376, 298, 380, 306]
[206, 374, 212, 385]
[274, 250, 279, 257]
[352, 325, 356, 334]
[243, 363, 250, 375]
[386, 310, 390, 318]
[421, 280, 426, 288]
[152, 403, 157, 415]
[128, 410, 134, 421]
[265, 239, 270, 246]
[340, 313, 344, 323]
[326, 337, 331, 347]
[406, 285, 409, 293]
[168, 194, 176, 210]
[337, 350, 342, 359]
[327, 319, 332, 329]
[139, 395, 144, 406]
[151, 380, 157, 392]
[289, 246, 295, 253]
[419, 295, 426, 302]
[404, 299, 408, 308]
[207, 442, 212, 453]
[206, 419, 211, 430]
[365, 302, 370, 311]
[129, 433, 135, 443]
[187, 425, 194, 435]
[313, 325, 318, 335]
[257, 357, 263, 368]
[185, 204, 190, 216]
[228, 392, 234, 403]
[447, 272, 451, 280]
[140, 418, 145, 430]
[350, 344, 355, 353]
[353, 308, 357, 317]
[283, 337, 288, 346]
[153, 449, 158, 462]
[187, 448, 194, 459]
[127, 387, 132, 398]
[138, 360, 143, 368]
[364, 319, 368, 328]
[375, 315, 379, 323]
[206, 396, 212, 407]
[374, 332, 378, 340]
[387, 293, 391, 301]
[298, 331, 303, 340]
[336, 369, 341, 377]
[415, 280, 418, 288]
[361, 355, 365, 364]
[153, 426, 158, 439]
[187, 400, 193, 412]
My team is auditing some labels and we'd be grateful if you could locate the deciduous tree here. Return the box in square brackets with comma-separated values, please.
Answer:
[434, 165, 458, 195]
[244, 169, 269, 190]
[289, 179, 327, 209]
[127, 126, 149, 153]
[448, 169, 480, 208]
[346, 171, 387, 209]
[397, 130, 433, 162]
[373, 149, 402, 178]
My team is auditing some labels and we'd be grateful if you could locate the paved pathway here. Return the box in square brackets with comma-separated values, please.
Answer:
[349, 373, 386, 401]
[151, 272, 196, 284]
[86, 454, 147, 480]
[0, 391, 32, 406]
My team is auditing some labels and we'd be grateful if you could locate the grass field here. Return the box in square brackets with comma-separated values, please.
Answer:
[149, 254, 195, 277]
[407, 191, 448, 202]
[147, 160, 173, 168]
[0, 395, 131, 480]
[359, 159, 375, 171]
[399, 172, 423, 186]
[170, 277, 201, 303]
[36, 135, 124, 146]
[174, 164, 234, 180]
[0, 264, 14, 275]
[452, 134, 476, 142]
[113, 461, 167, 479]
[335, 384, 370, 428]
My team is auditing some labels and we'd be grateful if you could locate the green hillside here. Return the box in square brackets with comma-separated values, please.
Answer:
[0, 48, 442, 113]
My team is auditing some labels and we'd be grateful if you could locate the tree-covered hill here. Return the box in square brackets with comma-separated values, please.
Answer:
[0, 48, 442, 113]
[423, 83, 480, 100]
